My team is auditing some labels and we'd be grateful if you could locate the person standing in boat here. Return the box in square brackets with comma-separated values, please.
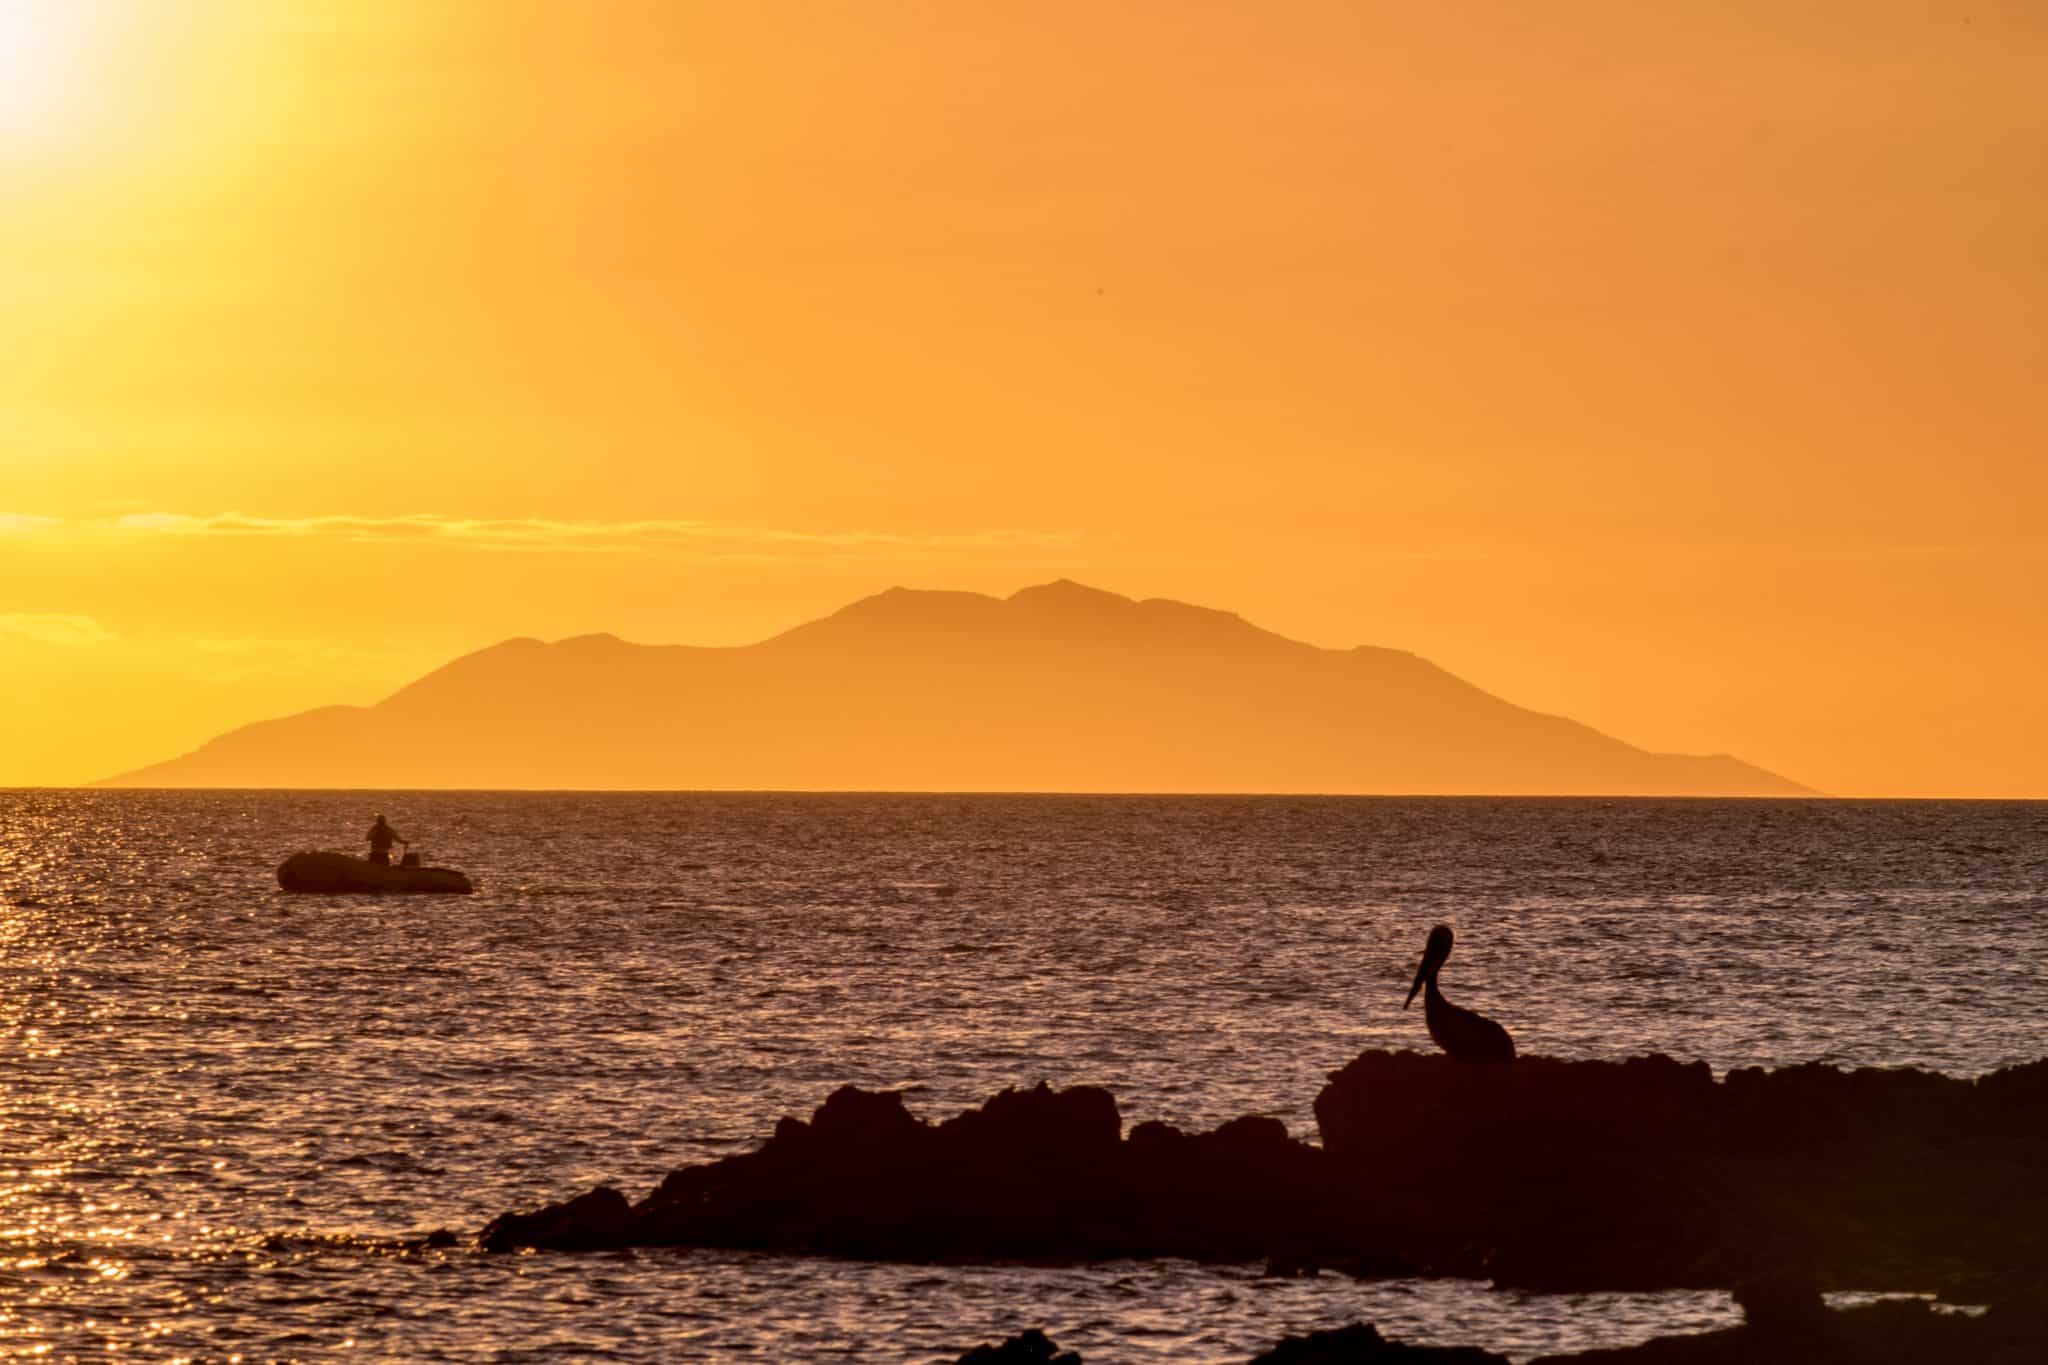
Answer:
[366, 814, 404, 866]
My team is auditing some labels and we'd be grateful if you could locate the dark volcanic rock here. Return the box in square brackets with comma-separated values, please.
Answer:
[479, 1185, 634, 1252]
[1315, 1051, 1724, 1287]
[1247, 1321, 1508, 1363]
[956, 1328, 1082, 1363]
[478, 1054, 2048, 1296]
[479, 1079, 1349, 1263]
[1729, 1273, 1829, 1333]
[630, 1080, 1347, 1261]
[1315, 1051, 2048, 1291]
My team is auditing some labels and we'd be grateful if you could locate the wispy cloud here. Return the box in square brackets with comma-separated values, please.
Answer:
[9, 512, 1073, 556]
[0, 514, 64, 536]
[0, 613, 115, 646]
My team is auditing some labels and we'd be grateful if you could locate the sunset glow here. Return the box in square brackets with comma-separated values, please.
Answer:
[6, 9, 2048, 1357]
[4, 2, 2046, 794]
[0, 0, 77, 132]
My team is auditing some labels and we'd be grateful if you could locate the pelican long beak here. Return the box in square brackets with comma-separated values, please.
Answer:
[1405, 963, 1427, 1009]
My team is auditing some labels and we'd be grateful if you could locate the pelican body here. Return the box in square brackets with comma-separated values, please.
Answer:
[1405, 924, 1515, 1063]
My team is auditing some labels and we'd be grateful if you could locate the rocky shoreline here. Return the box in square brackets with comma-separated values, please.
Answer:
[481, 1049, 2047, 1302]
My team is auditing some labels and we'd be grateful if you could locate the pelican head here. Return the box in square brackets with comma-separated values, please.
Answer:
[1405, 924, 1455, 1009]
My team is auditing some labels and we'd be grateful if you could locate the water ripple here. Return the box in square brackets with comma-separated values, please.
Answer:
[1, 791, 2042, 1359]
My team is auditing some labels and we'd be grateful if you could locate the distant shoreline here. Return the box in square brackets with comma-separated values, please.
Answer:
[31, 786, 2048, 802]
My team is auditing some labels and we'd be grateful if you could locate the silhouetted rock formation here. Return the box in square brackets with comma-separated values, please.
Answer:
[951, 1323, 1512, 1364]
[478, 1053, 2047, 1296]
[1247, 1322, 1509, 1363]
[956, 1328, 1083, 1364]
[1528, 1294, 2048, 1364]
[1315, 1051, 2048, 1292]
[102, 581, 1809, 795]
[1728, 1273, 1831, 1335]
[481, 1081, 1341, 1261]
[480, 1185, 634, 1252]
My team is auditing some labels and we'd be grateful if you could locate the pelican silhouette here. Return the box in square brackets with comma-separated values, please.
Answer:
[1405, 924, 1515, 1063]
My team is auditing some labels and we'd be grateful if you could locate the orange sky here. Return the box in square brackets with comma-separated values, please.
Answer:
[4, 1, 2045, 794]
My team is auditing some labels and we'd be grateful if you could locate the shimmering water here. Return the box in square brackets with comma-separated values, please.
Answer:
[3, 792, 2044, 1361]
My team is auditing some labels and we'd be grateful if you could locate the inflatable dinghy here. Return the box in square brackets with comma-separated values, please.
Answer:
[277, 850, 475, 895]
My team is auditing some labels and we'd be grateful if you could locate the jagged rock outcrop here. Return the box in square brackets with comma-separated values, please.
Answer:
[480, 1053, 2048, 1296]
[1247, 1322, 1509, 1363]
[483, 1081, 1346, 1261]
[1315, 1051, 2048, 1291]
[956, 1328, 1083, 1364]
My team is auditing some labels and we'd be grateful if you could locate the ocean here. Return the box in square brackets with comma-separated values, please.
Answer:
[2, 791, 2043, 1361]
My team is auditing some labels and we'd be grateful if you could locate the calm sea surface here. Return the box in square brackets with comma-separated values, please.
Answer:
[2, 792, 2044, 1361]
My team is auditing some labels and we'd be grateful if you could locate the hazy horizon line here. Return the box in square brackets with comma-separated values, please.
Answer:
[51, 784, 2048, 802]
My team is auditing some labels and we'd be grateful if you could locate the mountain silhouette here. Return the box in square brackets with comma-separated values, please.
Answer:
[101, 581, 1812, 795]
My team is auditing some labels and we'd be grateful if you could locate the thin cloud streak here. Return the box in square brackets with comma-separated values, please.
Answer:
[0, 613, 115, 646]
[9, 513, 1076, 556]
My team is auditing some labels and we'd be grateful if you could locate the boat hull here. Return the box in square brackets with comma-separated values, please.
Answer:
[277, 851, 475, 895]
